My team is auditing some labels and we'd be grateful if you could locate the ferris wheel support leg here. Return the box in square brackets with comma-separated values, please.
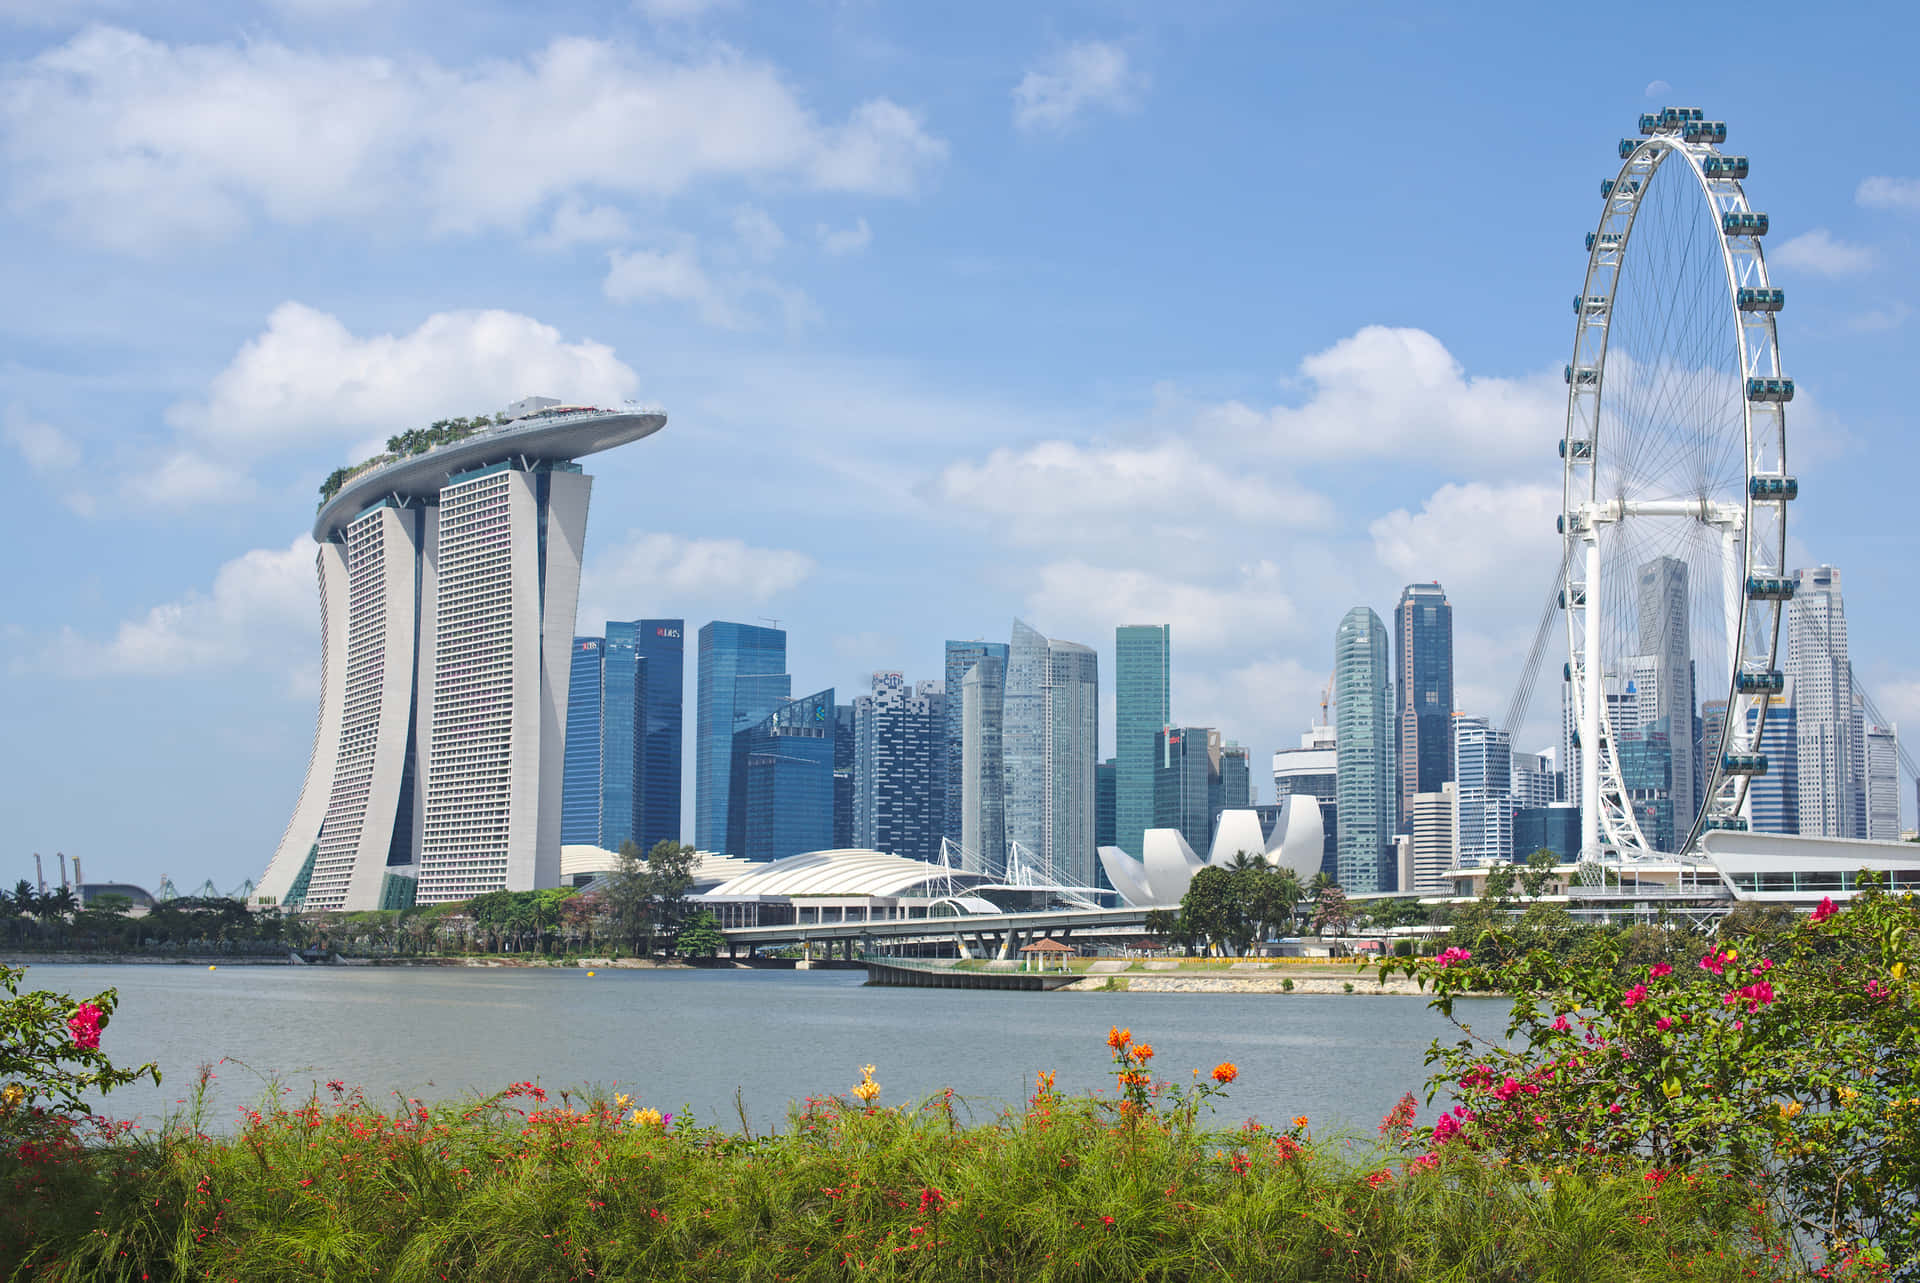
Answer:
[1721, 522, 1750, 822]
[1579, 534, 1603, 862]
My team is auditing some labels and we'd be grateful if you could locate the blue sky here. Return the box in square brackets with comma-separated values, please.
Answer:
[3, 0, 1916, 892]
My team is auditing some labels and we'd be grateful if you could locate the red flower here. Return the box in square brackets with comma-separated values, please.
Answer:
[1648, 963, 1673, 979]
[1810, 896, 1838, 923]
[67, 1002, 102, 1051]
[1621, 984, 1648, 1009]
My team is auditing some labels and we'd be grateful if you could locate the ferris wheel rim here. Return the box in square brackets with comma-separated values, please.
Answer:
[1559, 112, 1790, 861]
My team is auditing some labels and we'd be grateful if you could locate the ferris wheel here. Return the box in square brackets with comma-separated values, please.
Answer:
[1561, 107, 1794, 863]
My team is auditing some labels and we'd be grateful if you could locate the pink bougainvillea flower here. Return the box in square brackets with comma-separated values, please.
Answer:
[1435, 947, 1473, 969]
[66, 1002, 102, 1051]
[1656, 1017, 1673, 1032]
[1622, 984, 1649, 1009]
[1810, 896, 1838, 923]
[1699, 951, 1727, 976]
[1551, 1014, 1571, 1032]
[1649, 962, 1673, 979]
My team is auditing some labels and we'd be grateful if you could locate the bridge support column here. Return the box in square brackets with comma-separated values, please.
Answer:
[998, 928, 1021, 962]
[955, 933, 973, 960]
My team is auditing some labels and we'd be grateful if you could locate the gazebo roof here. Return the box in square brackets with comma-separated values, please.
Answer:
[1020, 938, 1074, 952]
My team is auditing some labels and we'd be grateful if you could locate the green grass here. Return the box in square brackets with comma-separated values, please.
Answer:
[2, 1076, 1807, 1282]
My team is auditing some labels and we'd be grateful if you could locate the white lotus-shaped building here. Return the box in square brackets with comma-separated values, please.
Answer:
[1098, 796, 1324, 907]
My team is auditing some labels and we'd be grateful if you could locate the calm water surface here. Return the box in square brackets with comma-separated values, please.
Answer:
[33, 965, 1501, 1135]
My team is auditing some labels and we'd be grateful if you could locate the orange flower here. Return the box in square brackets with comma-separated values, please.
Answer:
[1129, 1043, 1155, 1064]
[1107, 1026, 1132, 1050]
[1292, 1114, 1310, 1128]
[1211, 1062, 1239, 1085]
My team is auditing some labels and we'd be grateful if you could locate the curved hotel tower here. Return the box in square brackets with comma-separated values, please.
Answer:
[256, 402, 667, 912]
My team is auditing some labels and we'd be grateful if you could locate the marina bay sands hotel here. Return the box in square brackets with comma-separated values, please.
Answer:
[255, 400, 667, 913]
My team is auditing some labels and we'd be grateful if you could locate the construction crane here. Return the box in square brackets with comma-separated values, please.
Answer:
[1320, 672, 1336, 725]
[33, 852, 46, 896]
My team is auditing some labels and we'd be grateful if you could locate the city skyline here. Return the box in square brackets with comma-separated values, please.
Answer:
[4, 5, 1918, 888]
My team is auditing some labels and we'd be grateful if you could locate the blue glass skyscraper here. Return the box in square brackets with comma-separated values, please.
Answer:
[728, 688, 836, 862]
[1393, 584, 1453, 833]
[1115, 625, 1172, 858]
[629, 619, 684, 852]
[944, 640, 1009, 849]
[600, 624, 646, 852]
[1335, 607, 1392, 893]
[695, 622, 789, 853]
[562, 638, 606, 845]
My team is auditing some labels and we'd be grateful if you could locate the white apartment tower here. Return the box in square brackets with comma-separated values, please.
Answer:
[1788, 565, 1855, 838]
[258, 405, 667, 912]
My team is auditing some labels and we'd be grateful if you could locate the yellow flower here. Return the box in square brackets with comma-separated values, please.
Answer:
[615, 1093, 632, 1110]
[1893, 961, 1907, 981]
[0, 1083, 23, 1113]
[852, 1079, 881, 1104]
[630, 1107, 664, 1128]
[860, 1064, 877, 1081]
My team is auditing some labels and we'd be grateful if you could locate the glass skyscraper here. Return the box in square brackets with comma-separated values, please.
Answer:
[695, 622, 789, 853]
[1095, 759, 1116, 852]
[1788, 566, 1855, 838]
[1746, 691, 1798, 834]
[853, 672, 945, 861]
[1393, 584, 1453, 833]
[1115, 625, 1172, 858]
[729, 688, 836, 862]
[562, 638, 607, 845]
[1154, 727, 1216, 857]
[959, 656, 1007, 874]
[599, 625, 646, 852]
[560, 620, 684, 853]
[1335, 607, 1392, 893]
[943, 640, 1008, 852]
[1453, 716, 1513, 867]
[1003, 620, 1098, 887]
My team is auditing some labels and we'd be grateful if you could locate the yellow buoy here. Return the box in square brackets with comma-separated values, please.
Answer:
[208, 965, 216, 971]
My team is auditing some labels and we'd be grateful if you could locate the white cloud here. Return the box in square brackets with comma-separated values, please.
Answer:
[1848, 302, 1911, 333]
[578, 531, 814, 627]
[0, 28, 946, 250]
[1025, 560, 1296, 651]
[1770, 228, 1876, 276]
[1012, 41, 1144, 134]
[1182, 656, 1327, 743]
[634, 0, 735, 20]
[52, 535, 316, 679]
[1856, 176, 1920, 213]
[267, 0, 376, 14]
[1368, 481, 1562, 601]
[604, 241, 818, 331]
[535, 198, 632, 250]
[4, 414, 80, 472]
[1644, 80, 1671, 98]
[1194, 325, 1563, 467]
[931, 439, 1330, 546]
[167, 302, 639, 452]
[731, 204, 786, 261]
[119, 450, 257, 508]
[817, 216, 872, 256]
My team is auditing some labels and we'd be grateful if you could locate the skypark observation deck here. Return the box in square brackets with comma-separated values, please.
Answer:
[314, 405, 667, 541]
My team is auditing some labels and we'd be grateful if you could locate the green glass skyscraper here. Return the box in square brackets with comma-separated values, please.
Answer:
[1115, 624, 1172, 857]
[1335, 607, 1392, 893]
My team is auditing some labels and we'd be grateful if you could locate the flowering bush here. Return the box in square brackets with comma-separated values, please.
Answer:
[1386, 877, 1920, 1277]
[0, 965, 157, 1125]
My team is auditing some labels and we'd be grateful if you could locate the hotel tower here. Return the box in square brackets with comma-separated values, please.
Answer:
[256, 399, 667, 911]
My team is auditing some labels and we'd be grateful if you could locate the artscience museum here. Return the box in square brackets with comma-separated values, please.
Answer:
[1097, 795, 1325, 908]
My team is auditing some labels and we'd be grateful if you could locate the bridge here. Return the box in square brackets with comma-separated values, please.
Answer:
[721, 905, 1158, 961]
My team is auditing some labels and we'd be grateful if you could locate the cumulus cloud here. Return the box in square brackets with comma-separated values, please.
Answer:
[931, 439, 1331, 546]
[604, 243, 745, 328]
[535, 199, 632, 250]
[0, 27, 946, 250]
[1024, 560, 1296, 651]
[51, 535, 316, 679]
[1369, 481, 1562, 601]
[1012, 41, 1144, 134]
[166, 302, 640, 452]
[5, 414, 80, 473]
[1856, 176, 1920, 213]
[1181, 655, 1328, 742]
[1770, 228, 1876, 276]
[578, 531, 815, 627]
[817, 216, 872, 256]
[119, 450, 257, 508]
[1644, 80, 1671, 98]
[1193, 326, 1563, 467]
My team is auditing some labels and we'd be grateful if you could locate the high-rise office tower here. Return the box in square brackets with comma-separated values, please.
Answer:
[1514, 803, 1580, 863]
[1850, 696, 1869, 841]
[1636, 556, 1696, 830]
[1453, 716, 1513, 867]
[1154, 727, 1217, 856]
[562, 637, 608, 845]
[1115, 625, 1172, 857]
[943, 640, 1008, 851]
[259, 404, 668, 912]
[959, 657, 1007, 873]
[1788, 566, 1855, 838]
[695, 622, 789, 853]
[1095, 759, 1117, 851]
[1218, 742, 1251, 811]
[1409, 784, 1456, 892]
[1275, 725, 1339, 880]
[1335, 607, 1392, 892]
[1003, 620, 1099, 887]
[729, 689, 836, 862]
[597, 624, 646, 851]
[1746, 690, 1798, 834]
[1511, 749, 1558, 811]
[832, 703, 855, 849]
[1393, 584, 1453, 831]
[627, 620, 684, 852]
[1865, 722, 1901, 841]
[854, 673, 945, 861]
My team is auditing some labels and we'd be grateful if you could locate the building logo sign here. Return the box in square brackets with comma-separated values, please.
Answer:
[656, 628, 681, 639]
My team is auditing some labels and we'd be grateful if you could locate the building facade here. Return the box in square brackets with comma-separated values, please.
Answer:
[1274, 725, 1339, 880]
[1747, 692, 1798, 834]
[1514, 803, 1581, 863]
[1636, 556, 1697, 832]
[1095, 759, 1116, 851]
[943, 640, 1008, 854]
[1789, 566, 1855, 838]
[1453, 716, 1513, 868]
[695, 622, 789, 853]
[258, 405, 668, 912]
[1003, 620, 1099, 887]
[729, 689, 836, 862]
[1335, 607, 1393, 892]
[1115, 624, 1172, 858]
[1393, 583, 1453, 832]
[562, 637, 607, 846]
[1865, 723, 1901, 841]
[1154, 727, 1216, 858]
[959, 657, 1007, 874]
[853, 672, 945, 862]
[1409, 784, 1455, 893]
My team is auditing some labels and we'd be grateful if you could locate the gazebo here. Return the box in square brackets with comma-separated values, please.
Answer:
[1019, 938, 1075, 973]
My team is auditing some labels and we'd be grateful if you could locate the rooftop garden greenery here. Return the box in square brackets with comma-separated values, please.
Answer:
[315, 413, 510, 509]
